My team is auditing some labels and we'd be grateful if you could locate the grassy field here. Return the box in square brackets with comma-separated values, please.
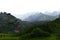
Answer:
[0, 33, 19, 40]
[0, 33, 57, 40]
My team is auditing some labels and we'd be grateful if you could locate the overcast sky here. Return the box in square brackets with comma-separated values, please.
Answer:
[0, 0, 60, 19]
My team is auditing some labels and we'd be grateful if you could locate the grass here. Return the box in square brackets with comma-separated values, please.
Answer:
[0, 33, 57, 40]
[0, 33, 19, 40]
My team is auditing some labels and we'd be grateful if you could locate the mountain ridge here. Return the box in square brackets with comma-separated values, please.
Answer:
[24, 12, 58, 22]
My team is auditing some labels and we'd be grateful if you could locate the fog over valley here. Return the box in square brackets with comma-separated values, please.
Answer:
[12, 11, 60, 20]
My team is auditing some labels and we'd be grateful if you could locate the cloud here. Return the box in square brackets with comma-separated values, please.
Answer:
[0, 0, 60, 19]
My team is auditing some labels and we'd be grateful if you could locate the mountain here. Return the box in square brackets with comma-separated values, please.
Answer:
[45, 11, 60, 16]
[24, 12, 58, 22]
[0, 12, 22, 33]
[0, 12, 33, 33]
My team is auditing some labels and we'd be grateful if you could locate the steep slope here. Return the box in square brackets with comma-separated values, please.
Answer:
[0, 12, 22, 33]
[46, 17, 60, 40]
[24, 13, 58, 22]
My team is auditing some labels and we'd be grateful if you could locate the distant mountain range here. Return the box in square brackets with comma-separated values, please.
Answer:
[24, 12, 59, 22]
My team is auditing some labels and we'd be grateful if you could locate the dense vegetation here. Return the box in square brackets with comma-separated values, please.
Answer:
[0, 12, 22, 33]
[0, 12, 60, 40]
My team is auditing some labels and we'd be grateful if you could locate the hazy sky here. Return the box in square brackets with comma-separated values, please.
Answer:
[0, 0, 60, 19]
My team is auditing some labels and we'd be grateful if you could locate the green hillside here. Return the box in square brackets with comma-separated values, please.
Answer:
[0, 12, 59, 40]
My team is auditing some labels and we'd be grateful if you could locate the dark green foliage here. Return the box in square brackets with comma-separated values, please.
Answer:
[21, 17, 60, 39]
[0, 12, 22, 33]
[0, 12, 60, 40]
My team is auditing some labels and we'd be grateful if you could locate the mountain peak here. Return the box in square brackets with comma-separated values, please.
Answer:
[24, 12, 58, 22]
